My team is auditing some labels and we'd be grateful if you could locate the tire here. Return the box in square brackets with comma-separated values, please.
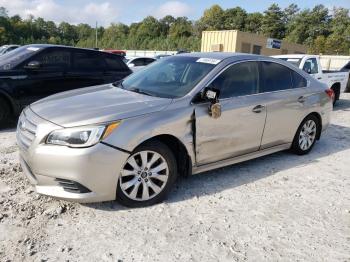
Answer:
[332, 86, 340, 106]
[291, 115, 320, 155]
[0, 97, 11, 127]
[116, 141, 178, 207]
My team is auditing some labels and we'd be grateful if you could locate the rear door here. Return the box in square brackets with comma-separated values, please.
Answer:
[194, 61, 267, 165]
[65, 50, 106, 89]
[259, 61, 309, 149]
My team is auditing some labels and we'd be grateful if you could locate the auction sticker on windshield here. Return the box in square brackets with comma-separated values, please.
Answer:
[27, 47, 40, 52]
[196, 58, 221, 65]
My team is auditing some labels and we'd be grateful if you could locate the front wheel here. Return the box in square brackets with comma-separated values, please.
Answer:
[291, 115, 320, 155]
[116, 141, 177, 207]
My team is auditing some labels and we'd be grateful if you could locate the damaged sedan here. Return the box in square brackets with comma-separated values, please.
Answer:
[17, 53, 333, 207]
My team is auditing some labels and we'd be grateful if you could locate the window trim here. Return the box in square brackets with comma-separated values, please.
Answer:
[205, 59, 309, 99]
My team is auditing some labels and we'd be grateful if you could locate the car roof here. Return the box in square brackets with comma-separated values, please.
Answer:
[177, 52, 280, 63]
[127, 56, 155, 59]
[273, 54, 306, 59]
[21, 44, 106, 54]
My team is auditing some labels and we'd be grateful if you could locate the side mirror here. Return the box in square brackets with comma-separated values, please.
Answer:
[202, 87, 222, 119]
[128, 63, 135, 68]
[202, 87, 220, 103]
[24, 61, 42, 70]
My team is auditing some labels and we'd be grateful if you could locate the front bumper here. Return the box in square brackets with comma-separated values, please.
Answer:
[17, 108, 130, 203]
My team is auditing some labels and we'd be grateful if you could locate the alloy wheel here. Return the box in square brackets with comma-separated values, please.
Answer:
[120, 150, 169, 201]
[298, 120, 317, 151]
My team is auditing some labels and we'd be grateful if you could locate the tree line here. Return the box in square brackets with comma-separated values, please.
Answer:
[0, 4, 349, 55]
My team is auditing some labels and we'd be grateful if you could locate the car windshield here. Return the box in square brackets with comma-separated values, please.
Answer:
[278, 58, 302, 67]
[120, 56, 217, 98]
[0, 46, 42, 70]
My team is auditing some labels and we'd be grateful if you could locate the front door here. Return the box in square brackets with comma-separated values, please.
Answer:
[194, 61, 267, 165]
[15, 48, 71, 107]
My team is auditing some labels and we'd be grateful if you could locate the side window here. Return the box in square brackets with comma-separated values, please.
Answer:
[303, 58, 318, 74]
[261, 62, 293, 92]
[104, 55, 129, 71]
[73, 51, 105, 71]
[132, 58, 144, 66]
[211, 62, 259, 99]
[144, 58, 155, 65]
[32, 49, 71, 69]
[292, 71, 307, 88]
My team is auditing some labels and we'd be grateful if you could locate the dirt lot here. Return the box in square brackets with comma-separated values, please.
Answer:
[0, 95, 350, 262]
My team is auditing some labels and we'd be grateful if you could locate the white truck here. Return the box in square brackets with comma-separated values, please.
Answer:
[273, 54, 349, 105]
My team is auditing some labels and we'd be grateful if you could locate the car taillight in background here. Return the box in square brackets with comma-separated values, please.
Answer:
[325, 89, 335, 101]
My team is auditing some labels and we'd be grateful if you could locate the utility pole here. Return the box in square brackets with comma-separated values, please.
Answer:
[95, 21, 98, 49]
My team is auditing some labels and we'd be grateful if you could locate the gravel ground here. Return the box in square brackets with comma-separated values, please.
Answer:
[0, 94, 350, 262]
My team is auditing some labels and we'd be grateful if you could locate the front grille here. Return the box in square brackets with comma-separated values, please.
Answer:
[55, 178, 91, 194]
[17, 110, 38, 150]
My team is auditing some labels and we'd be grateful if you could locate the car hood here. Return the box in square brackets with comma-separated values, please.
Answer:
[30, 84, 173, 127]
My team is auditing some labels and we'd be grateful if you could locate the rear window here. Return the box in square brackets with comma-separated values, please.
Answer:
[104, 55, 129, 71]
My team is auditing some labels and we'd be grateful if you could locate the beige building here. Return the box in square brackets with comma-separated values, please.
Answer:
[201, 30, 307, 56]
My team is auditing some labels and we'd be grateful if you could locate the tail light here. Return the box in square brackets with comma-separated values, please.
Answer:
[325, 89, 335, 101]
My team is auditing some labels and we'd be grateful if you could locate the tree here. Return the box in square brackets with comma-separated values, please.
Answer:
[169, 17, 193, 38]
[160, 15, 176, 35]
[223, 7, 247, 30]
[0, 4, 349, 55]
[309, 35, 326, 54]
[0, 7, 8, 18]
[136, 16, 163, 39]
[197, 5, 225, 31]
[244, 12, 263, 33]
[261, 4, 286, 39]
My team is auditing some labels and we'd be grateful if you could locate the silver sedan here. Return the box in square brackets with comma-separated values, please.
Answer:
[17, 53, 333, 207]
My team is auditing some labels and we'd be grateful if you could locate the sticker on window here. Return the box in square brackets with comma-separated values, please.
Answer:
[27, 47, 40, 52]
[196, 58, 221, 65]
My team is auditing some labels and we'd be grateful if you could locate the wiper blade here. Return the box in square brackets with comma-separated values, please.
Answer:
[129, 88, 154, 97]
[112, 80, 124, 88]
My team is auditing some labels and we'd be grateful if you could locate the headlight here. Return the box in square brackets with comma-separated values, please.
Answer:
[46, 122, 120, 148]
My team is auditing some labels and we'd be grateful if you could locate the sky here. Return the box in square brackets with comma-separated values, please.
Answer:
[0, 0, 349, 26]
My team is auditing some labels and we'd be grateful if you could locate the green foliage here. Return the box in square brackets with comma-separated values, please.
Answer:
[261, 4, 286, 39]
[0, 4, 349, 54]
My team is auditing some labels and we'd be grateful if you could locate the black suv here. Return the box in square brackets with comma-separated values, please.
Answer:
[0, 44, 132, 125]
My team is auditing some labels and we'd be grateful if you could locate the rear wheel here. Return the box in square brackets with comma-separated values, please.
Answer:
[116, 141, 177, 207]
[291, 115, 320, 155]
[332, 86, 340, 106]
[0, 97, 11, 127]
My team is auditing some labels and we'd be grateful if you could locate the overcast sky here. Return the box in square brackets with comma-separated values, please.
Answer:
[1, 0, 349, 26]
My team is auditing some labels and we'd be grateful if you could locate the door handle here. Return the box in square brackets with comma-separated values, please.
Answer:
[298, 96, 306, 103]
[252, 105, 265, 113]
[317, 77, 322, 80]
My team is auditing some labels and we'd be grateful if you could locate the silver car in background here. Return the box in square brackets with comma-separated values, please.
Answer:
[17, 53, 333, 207]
